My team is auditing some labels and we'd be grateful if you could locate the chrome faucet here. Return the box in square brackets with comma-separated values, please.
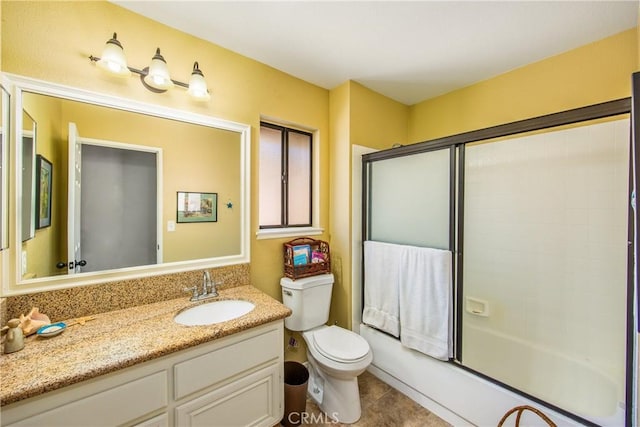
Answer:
[205, 271, 219, 297]
[203, 271, 212, 296]
[183, 270, 218, 302]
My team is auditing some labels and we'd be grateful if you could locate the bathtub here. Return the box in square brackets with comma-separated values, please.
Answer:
[360, 324, 625, 426]
[462, 323, 623, 421]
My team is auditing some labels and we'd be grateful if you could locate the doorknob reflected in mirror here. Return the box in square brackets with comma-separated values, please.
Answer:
[56, 260, 87, 270]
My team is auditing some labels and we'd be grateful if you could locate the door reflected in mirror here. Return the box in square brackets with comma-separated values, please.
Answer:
[18, 90, 244, 281]
[0, 85, 9, 250]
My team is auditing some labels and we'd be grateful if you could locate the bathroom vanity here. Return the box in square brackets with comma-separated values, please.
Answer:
[0, 286, 290, 427]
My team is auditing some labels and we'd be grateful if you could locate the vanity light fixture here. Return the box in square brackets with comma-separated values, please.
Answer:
[95, 33, 131, 77]
[89, 33, 211, 101]
[143, 48, 174, 91]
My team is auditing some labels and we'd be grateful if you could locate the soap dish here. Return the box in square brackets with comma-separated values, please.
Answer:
[37, 322, 67, 338]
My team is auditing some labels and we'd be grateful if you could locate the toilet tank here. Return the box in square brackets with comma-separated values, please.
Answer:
[280, 273, 334, 331]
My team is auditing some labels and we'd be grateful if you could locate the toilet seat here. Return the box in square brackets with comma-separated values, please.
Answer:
[311, 326, 370, 363]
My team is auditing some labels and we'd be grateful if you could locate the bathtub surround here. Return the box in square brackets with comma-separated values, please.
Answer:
[1, 264, 249, 325]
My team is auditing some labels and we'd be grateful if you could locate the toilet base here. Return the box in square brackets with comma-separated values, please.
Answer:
[306, 355, 363, 424]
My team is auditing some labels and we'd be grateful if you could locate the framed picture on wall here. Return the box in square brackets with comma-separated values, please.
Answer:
[35, 154, 52, 229]
[177, 191, 218, 223]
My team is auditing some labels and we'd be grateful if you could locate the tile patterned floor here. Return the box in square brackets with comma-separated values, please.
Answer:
[297, 371, 452, 426]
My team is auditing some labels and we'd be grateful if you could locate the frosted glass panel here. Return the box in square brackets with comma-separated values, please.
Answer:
[369, 149, 450, 249]
[258, 126, 282, 226]
[462, 118, 629, 424]
[287, 131, 311, 225]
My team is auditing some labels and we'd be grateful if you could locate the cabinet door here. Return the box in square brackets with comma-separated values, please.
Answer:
[5, 371, 167, 427]
[175, 364, 280, 427]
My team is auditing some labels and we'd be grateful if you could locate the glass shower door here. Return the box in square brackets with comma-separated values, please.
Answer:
[367, 148, 452, 249]
[461, 118, 630, 425]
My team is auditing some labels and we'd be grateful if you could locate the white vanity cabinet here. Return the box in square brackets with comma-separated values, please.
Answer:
[1, 321, 284, 427]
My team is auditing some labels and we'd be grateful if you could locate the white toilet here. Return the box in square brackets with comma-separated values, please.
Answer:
[280, 273, 372, 424]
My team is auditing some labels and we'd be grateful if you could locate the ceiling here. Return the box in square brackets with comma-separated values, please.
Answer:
[112, 1, 638, 105]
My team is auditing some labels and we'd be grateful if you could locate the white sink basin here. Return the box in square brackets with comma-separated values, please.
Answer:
[174, 300, 255, 326]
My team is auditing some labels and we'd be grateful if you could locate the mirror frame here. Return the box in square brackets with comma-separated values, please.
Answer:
[1, 73, 251, 296]
[21, 110, 36, 242]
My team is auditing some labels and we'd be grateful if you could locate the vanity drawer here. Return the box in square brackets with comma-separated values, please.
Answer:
[5, 371, 168, 427]
[174, 327, 281, 400]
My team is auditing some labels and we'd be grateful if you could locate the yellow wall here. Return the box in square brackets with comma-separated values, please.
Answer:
[1, 1, 330, 303]
[409, 29, 638, 142]
[350, 81, 409, 150]
[328, 81, 408, 334]
[328, 81, 351, 331]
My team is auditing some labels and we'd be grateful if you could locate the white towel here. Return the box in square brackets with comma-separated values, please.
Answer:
[399, 246, 453, 361]
[362, 241, 402, 337]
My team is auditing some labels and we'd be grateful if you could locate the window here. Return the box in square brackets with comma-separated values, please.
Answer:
[259, 122, 312, 230]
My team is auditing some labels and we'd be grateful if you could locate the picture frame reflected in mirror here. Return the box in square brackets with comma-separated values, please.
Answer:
[177, 191, 218, 223]
[35, 154, 52, 229]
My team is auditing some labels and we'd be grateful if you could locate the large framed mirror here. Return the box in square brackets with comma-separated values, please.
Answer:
[2, 74, 250, 294]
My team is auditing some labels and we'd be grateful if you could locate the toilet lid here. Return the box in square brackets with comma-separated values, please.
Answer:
[312, 326, 370, 363]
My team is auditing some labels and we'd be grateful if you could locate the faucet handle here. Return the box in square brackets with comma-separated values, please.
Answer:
[183, 286, 198, 300]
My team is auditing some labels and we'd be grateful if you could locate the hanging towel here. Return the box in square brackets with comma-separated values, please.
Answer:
[362, 241, 403, 337]
[399, 246, 453, 361]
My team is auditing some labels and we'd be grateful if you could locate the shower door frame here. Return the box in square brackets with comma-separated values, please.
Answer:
[362, 95, 634, 425]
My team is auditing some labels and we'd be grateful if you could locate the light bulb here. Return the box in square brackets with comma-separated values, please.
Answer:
[187, 62, 210, 101]
[143, 48, 173, 91]
[96, 33, 130, 77]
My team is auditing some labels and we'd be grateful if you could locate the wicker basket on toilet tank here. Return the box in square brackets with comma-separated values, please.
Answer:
[283, 237, 331, 280]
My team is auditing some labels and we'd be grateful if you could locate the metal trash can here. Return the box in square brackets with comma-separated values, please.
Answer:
[282, 361, 309, 427]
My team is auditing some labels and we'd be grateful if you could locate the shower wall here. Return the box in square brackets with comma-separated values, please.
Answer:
[462, 118, 630, 423]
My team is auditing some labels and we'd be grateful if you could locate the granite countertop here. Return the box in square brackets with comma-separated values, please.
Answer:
[0, 285, 291, 406]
